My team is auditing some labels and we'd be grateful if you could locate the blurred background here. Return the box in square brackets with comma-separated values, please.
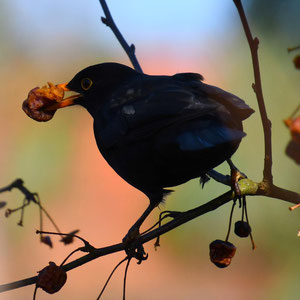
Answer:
[0, 0, 300, 299]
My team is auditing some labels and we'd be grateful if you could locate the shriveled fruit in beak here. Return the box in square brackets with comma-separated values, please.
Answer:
[22, 82, 79, 122]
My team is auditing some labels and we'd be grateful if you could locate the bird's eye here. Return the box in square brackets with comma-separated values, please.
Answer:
[81, 78, 93, 90]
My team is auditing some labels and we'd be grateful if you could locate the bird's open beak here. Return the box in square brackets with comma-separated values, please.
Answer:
[44, 82, 82, 111]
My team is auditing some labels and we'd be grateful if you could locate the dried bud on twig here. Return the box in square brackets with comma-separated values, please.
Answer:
[60, 229, 80, 245]
[41, 235, 53, 248]
[36, 262, 67, 294]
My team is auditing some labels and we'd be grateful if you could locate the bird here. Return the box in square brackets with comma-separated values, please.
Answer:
[48, 62, 254, 244]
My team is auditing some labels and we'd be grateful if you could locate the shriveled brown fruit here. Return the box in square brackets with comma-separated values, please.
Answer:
[60, 229, 80, 245]
[209, 239, 236, 268]
[293, 55, 300, 69]
[36, 261, 67, 294]
[40, 235, 53, 248]
[22, 82, 65, 122]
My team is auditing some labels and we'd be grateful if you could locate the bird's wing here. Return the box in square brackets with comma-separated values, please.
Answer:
[172, 72, 254, 120]
[97, 83, 244, 148]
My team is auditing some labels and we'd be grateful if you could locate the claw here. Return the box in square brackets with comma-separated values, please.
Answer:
[231, 168, 243, 197]
[228, 159, 247, 198]
[123, 228, 148, 264]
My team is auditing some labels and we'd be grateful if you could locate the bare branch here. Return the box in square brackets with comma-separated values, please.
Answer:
[99, 0, 143, 73]
[288, 45, 300, 53]
[2, 178, 300, 293]
[233, 0, 273, 185]
[0, 190, 234, 293]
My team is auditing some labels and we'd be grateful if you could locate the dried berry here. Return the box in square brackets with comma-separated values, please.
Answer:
[22, 83, 65, 122]
[234, 221, 252, 238]
[36, 262, 67, 294]
[209, 239, 236, 268]
[41, 235, 53, 248]
[293, 55, 300, 69]
[60, 229, 80, 245]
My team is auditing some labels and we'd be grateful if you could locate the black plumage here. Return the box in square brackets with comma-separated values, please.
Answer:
[61, 62, 254, 234]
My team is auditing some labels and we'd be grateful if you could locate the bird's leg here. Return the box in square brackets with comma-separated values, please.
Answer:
[227, 159, 247, 198]
[206, 170, 231, 186]
[124, 202, 156, 241]
[122, 202, 157, 262]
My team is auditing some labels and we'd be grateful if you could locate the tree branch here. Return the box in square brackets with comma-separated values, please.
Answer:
[2, 178, 300, 293]
[98, 0, 143, 73]
[0, 179, 36, 202]
[233, 0, 273, 184]
[1, 190, 234, 292]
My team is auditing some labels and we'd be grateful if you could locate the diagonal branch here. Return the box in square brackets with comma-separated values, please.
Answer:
[99, 0, 143, 73]
[233, 0, 273, 185]
[2, 178, 300, 293]
[0, 190, 234, 293]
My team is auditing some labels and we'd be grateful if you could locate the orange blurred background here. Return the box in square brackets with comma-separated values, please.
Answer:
[1, 1, 300, 299]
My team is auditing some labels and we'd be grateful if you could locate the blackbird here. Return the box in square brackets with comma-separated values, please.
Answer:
[51, 62, 254, 239]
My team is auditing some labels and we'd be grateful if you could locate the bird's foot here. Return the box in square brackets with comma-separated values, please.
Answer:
[200, 174, 210, 188]
[153, 210, 182, 250]
[230, 167, 247, 199]
[227, 159, 247, 199]
[122, 227, 148, 264]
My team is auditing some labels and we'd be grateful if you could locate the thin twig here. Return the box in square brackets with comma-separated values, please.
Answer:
[96, 257, 128, 300]
[36, 230, 89, 246]
[288, 45, 300, 53]
[225, 200, 236, 242]
[0, 179, 61, 233]
[288, 104, 300, 119]
[33, 286, 38, 300]
[244, 197, 256, 249]
[98, 0, 143, 73]
[289, 203, 300, 211]
[233, 0, 273, 185]
[123, 257, 131, 300]
[60, 248, 83, 267]
[39, 205, 61, 233]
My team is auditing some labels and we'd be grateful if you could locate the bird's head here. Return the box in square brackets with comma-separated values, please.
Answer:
[52, 63, 138, 116]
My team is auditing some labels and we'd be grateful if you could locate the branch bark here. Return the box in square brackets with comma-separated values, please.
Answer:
[1, 190, 234, 292]
[233, 0, 273, 184]
[99, 0, 143, 73]
[1, 178, 300, 293]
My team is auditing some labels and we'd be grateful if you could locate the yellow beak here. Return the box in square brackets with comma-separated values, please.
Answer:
[44, 82, 82, 111]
